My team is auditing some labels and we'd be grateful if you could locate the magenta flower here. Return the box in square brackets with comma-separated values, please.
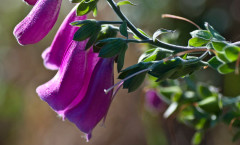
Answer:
[65, 57, 114, 141]
[145, 89, 163, 112]
[23, 0, 38, 5]
[13, 0, 62, 45]
[37, 39, 114, 139]
[42, 6, 86, 70]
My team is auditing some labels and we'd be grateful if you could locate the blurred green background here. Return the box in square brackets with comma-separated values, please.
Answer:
[0, 0, 240, 145]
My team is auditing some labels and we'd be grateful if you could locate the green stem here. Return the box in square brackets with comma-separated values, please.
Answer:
[98, 21, 123, 25]
[106, 0, 205, 52]
[182, 51, 209, 65]
[127, 39, 151, 43]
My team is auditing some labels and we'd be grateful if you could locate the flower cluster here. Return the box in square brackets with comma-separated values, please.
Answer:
[14, 0, 114, 140]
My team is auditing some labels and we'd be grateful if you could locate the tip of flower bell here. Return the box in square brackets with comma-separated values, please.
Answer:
[83, 133, 92, 142]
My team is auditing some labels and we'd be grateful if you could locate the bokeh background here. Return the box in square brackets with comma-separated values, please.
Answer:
[1, 0, 240, 145]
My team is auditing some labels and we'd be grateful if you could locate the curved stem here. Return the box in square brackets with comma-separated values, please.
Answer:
[104, 68, 150, 94]
[98, 21, 123, 25]
[106, 0, 205, 52]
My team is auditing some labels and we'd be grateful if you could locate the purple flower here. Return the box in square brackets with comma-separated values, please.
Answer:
[13, 0, 62, 45]
[145, 89, 163, 112]
[23, 0, 38, 5]
[42, 6, 86, 70]
[37, 40, 114, 139]
[65, 57, 114, 141]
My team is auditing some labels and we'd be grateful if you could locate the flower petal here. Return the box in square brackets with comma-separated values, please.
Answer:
[65, 58, 114, 137]
[36, 40, 87, 112]
[42, 5, 86, 70]
[13, 0, 62, 45]
[23, 0, 38, 5]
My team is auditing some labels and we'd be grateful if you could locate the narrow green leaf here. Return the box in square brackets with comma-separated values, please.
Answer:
[188, 37, 209, 47]
[138, 48, 171, 62]
[190, 30, 212, 40]
[137, 28, 150, 37]
[120, 20, 128, 38]
[153, 29, 175, 42]
[163, 102, 178, 118]
[117, 45, 128, 72]
[70, 0, 84, 3]
[191, 131, 204, 145]
[71, 19, 95, 27]
[204, 22, 225, 41]
[93, 6, 97, 17]
[117, 0, 136, 6]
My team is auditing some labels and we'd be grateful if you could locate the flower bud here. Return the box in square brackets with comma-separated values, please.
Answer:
[13, 0, 62, 45]
[42, 6, 86, 70]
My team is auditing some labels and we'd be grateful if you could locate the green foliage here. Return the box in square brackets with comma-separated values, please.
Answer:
[76, 0, 99, 16]
[153, 29, 175, 42]
[117, 0, 136, 6]
[73, 20, 101, 49]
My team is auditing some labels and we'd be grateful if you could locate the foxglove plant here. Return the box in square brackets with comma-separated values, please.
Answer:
[13, 0, 240, 144]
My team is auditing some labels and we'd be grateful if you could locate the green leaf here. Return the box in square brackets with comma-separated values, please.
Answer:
[71, 19, 96, 27]
[169, 61, 205, 79]
[123, 71, 147, 92]
[218, 63, 235, 74]
[217, 52, 230, 63]
[197, 84, 213, 98]
[77, 0, 98, 16]
[190, 30, 212, 40]
[99, 38, 127, 58]
[163, 102, 178, 118]
[191, 131, 204, 145]
[73, 21, 100, 41]
[188, 37, 210, 47]
[92, 5, 98, 17]
[138, 48, 171, 62]
[70, 0, 84, 3]
[160, 86, 182, 99]
[117, 0, 136, 6]
[85, 34, 98, 50]
[117, 46, 127, 72]
[119, 62, 152, 92]
[211, 41, 227, 52]
[204, 22, 225, 41]
[149, 58, 183, 81]
[153, 29, 175, 42]
[120, 20, 128, 38]
[197, 96, 220, 114]
[137, 28, 150, 37]
[96, 25, 118, 41]
[224, 45, 240, 62]
[208, 56, 224, 70]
